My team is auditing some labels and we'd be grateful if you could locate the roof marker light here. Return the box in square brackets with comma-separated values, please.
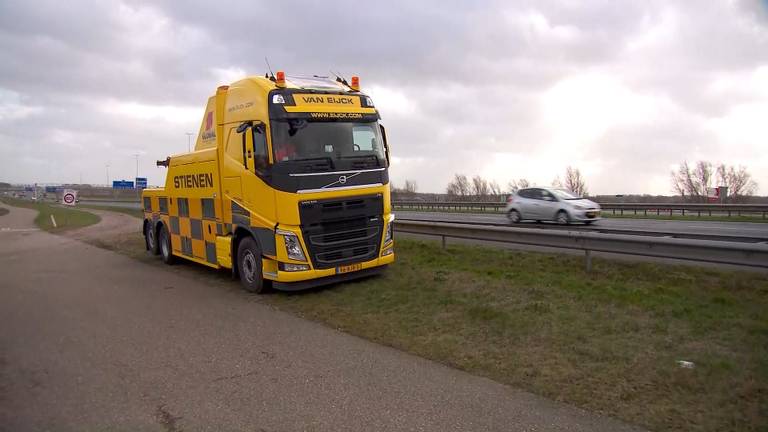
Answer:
[276, 71, 286, 88]
[350, 76, 360, 91]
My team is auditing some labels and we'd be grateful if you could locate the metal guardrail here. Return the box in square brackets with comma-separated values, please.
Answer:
[393, 201, 768, 218]
[397, 216, 768, 243]
[394, 220, 768, 270]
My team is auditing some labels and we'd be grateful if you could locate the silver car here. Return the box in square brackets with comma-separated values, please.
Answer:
[506, 187, 601, 225]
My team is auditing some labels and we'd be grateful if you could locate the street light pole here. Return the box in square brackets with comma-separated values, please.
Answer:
[185, 132, 194, 152]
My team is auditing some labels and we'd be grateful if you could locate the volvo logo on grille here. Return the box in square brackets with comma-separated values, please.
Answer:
[321, 171, 362, 189]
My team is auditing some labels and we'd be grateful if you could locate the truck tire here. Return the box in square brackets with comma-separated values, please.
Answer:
[145, 221, 159, 255]
[159, 223, 175, 265]
[237, 237, 266, 293]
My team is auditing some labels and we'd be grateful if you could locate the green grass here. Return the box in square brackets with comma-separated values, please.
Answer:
[79, 204, 144, 219]
[0, 197, 100, 232]
[265, 239, 768, 432]
[602, 213, 768, 223]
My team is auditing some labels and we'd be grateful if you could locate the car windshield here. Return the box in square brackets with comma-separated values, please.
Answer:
[271, 120, 387, 168]
[551, 189, 582, 200]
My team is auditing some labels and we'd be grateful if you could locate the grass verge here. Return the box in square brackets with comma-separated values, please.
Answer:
[78, 204, 144, 219]
[77, 206, 768, 431]
[0, 197, 100, 232]
[602, 213, 768, 223]
[269, 240, 768, 432]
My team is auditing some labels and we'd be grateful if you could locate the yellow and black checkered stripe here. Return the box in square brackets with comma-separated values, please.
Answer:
[144, 196, 223, 265]
[229, 200, 277, 257]
[144, 196, 276, 262]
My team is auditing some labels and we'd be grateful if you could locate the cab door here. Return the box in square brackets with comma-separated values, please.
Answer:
[539, 189, 559, 220]
[517, 188, 541, 219]
[239, 123, 277, 240]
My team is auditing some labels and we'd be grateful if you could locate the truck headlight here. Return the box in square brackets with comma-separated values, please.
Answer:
[277, 229, 306, 261]
[383, 214, 394, 244]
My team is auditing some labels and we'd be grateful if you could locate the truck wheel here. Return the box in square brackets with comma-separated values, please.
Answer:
[159, 223, 175, 265]
[237, 237, 266, 294]
[145, 221, 159, 255]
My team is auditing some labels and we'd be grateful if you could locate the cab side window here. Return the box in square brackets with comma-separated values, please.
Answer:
[252, 126, 268, 173]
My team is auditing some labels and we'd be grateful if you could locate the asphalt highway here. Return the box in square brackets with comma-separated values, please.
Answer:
[0, 203, 642, 431]
[396, 211, 768, 241]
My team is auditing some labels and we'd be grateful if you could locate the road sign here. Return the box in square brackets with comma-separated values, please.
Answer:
[707, 187, 719, 203]
[135, 177, 148, 189]
[112, 180, 134, 189]
[62, 189, 78, 206]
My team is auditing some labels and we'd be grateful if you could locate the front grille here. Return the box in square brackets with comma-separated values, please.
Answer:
[299, 195, 383, 269]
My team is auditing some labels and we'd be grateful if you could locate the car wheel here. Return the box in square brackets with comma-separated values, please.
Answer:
[237, 237, 266, 294]
[556, 210, 570, 225]
[507, 210, 521, 224]
[145, 221, 159, 255]
[159, 223, 175, 265]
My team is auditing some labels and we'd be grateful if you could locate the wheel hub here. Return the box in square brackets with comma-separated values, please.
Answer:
[242, 251, 256, 283]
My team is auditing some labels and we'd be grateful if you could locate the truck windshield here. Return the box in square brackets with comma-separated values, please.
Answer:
[271, 120, 387, 168]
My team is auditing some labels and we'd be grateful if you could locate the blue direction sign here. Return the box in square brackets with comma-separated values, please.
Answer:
[112, 180, 135, 189]
[135, 177, 148, 189]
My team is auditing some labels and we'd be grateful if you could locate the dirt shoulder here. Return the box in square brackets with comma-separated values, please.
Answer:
[62, 208, 141, 242]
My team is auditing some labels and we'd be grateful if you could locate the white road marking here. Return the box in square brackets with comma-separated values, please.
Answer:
[0, 228, 40, 232]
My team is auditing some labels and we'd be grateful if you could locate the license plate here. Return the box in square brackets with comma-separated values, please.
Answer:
[336, 263, 362, 274]
[587, 212, 596, 217]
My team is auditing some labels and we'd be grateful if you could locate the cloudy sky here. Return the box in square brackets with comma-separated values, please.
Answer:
[1, 0, 767, 194]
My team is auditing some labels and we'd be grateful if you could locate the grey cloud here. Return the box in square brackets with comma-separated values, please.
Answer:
[1, 0, 767, 193]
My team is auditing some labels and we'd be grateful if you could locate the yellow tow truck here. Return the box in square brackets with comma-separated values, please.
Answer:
[142, 72, 394, 292]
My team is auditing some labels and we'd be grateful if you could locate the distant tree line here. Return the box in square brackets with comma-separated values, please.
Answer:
[445, 166, 588, 201]
[671, 161, 758, 202]
[391, 179, 418, 198]
[392, 161, 760, 203]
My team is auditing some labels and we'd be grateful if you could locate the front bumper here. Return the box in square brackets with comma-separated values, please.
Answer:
[268, 250, 394, 282]
[272, 264, 388, 291]
[570, 209, 602, 221]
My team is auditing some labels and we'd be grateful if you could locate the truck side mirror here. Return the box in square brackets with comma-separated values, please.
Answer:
[379, 124, 390, 166]
[236, 121, 251, 134]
